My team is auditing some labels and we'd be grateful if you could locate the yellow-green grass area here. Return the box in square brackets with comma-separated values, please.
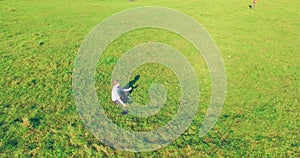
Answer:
[1, 0, 299, 157]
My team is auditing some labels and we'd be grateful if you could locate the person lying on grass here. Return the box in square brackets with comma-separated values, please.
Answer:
[111, 80, 132, 108]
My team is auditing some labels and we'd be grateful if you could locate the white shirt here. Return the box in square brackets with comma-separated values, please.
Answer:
[111, 83, 131, 107]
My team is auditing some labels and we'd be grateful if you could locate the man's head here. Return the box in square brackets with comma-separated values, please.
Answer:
[113, 80, 119, 86]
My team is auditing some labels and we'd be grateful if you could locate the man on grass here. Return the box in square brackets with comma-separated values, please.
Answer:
[111, 80, 132, 114]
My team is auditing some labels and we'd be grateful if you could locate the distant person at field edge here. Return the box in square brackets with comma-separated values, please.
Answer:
[111, 80, 132, 108]
[249, 0, 257, 9]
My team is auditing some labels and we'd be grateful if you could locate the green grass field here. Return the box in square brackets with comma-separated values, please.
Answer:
[1, 0, 299, 157]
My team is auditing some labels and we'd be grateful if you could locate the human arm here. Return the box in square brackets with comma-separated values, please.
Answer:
[122, 87, 132, 92]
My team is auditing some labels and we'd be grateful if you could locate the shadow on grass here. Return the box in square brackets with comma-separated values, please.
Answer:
[121, 75, 140, 104]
